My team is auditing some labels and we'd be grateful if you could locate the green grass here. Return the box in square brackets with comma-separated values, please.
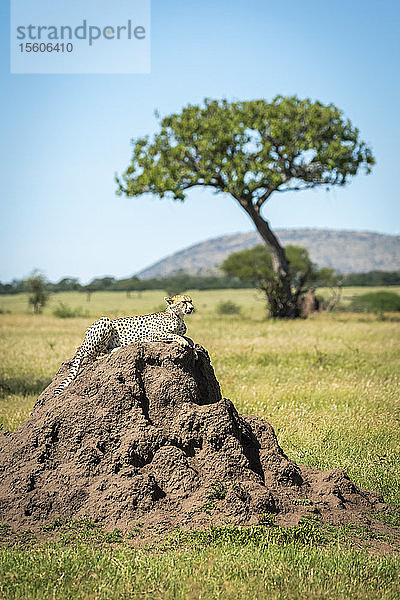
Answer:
[1, 519, 399, 600]
[2, 544, 398, 600]
[371, 510, 400, 527]
[1, 289, 400, 599]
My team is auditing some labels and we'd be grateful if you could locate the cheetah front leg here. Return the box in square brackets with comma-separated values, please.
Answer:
[180, 336, 198, 359]
[150, 332, 198, 359]
[147, 332, 188, 346]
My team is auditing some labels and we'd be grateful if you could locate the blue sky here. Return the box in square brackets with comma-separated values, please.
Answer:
[1, 0, 399, 283]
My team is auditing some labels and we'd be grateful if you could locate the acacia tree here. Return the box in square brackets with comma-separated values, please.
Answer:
[117, 96, 374, 317]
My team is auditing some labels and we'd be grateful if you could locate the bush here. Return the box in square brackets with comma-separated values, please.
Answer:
[216, 300, 241, 315]
[53, 303, 89, 319]
[348, 291, 400, 314]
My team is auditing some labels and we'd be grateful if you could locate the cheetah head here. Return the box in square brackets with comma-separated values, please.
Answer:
[164, 295, 194, 315]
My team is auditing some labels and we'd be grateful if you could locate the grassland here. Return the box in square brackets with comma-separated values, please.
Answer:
[1, 289, 399, 599]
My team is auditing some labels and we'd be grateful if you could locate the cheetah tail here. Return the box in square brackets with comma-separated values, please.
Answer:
[53, 348, 85, 396]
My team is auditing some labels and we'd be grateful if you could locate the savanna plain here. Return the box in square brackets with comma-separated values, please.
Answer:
[0, 288, 399, 600]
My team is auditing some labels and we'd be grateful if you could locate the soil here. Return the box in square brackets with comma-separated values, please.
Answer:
[0, 342, 396, 540]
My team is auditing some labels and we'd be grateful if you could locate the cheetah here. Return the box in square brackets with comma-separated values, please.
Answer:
[54, 295, 196, 395]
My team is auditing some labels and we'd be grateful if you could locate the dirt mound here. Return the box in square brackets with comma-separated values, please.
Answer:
[0, 343, 388, 532]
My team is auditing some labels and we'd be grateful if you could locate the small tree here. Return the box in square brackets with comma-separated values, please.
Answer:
[27, 271, 50, 314]
[117, 96, 374, 318]
[222, 245, 333, 316]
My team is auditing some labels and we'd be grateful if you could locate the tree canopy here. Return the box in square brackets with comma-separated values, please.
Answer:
[117, 96, 374, 203]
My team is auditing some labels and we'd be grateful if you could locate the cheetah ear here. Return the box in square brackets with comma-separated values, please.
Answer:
[164, 296, 173, 305]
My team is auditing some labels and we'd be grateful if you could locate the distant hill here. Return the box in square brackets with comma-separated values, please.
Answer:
[137, 229, 400, 279]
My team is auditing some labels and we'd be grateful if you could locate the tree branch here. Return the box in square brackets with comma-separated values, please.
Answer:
[255, 188, 274, 209]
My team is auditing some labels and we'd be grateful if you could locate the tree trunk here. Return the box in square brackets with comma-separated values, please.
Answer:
[240, 201, 299, 318]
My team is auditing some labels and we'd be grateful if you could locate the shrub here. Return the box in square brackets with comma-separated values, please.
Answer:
[216, 300, 241, 315]
[53, 303, 89, 318]
[348, 291, 400, 314]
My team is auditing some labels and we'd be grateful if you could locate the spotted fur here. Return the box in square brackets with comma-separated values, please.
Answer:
[54, 295, 195, 395]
